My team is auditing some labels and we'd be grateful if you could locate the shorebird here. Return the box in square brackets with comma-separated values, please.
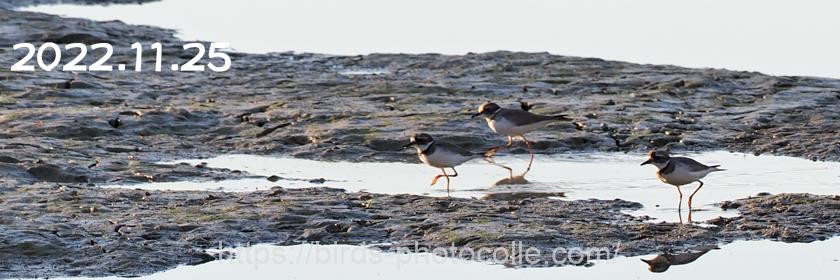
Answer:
[471, 101, 571, 173]
[641, 150, 725, 222]
[404, 133, 478, 197]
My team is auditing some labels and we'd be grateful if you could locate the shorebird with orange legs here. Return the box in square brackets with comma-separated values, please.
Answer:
[472, 101, 571, 175]
[404, 133, 479, 197]
[641, 150, 725, 223]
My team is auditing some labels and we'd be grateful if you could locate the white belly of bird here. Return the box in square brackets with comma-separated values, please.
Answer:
[419, 150, 470, 168]
[487, 118, 545, 136]
[657, 168, 712, 186]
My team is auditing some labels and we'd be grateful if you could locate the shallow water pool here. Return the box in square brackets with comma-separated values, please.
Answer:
[43, 237, 840, 280]
[102, 151, 840, 223]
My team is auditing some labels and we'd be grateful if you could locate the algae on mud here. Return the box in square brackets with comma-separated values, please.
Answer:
[1, 0, 839, 278]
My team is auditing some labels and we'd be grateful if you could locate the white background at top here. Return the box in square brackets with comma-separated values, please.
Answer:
[22, 0, 840, 78]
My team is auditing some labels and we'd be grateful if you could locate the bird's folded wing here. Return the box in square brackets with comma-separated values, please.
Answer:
[498, 109, 558, 126]
[674, 157, 713, 171]
[436, 142, 477, 157]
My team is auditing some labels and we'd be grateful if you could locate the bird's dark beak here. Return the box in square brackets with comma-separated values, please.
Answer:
[471, 112, 481, 119]
[403, 141, 416, 149]
[640, 159, 653, 166]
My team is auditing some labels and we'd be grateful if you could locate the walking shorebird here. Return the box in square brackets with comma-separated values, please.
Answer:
[404, 133, 478, 197]
[471, 101, 571, 174]
[641, 151, 725, 223]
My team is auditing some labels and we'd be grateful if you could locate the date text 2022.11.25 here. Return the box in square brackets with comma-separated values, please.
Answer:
[10, 42, 231, 72]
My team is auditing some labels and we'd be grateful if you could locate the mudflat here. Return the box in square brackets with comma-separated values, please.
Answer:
[0, 0, 838, 278]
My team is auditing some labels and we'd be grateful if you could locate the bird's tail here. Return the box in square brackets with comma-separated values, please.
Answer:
[709, 165, 726, 172]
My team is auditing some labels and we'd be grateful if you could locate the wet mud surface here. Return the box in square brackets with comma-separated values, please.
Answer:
[1, 0, 839, 278]
[1, 185, 838, 278]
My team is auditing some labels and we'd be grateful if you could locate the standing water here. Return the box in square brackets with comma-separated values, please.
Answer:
[36, 238, 840, 280]
[104, 151, 840, 223]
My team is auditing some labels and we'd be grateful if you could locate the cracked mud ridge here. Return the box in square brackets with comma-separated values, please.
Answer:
[0, 0, 839, 278]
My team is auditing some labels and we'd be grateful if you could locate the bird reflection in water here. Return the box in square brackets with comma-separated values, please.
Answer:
[641, 245, 719, 273]
[481, 170, 565, 200]
[493, 173, 529, 185]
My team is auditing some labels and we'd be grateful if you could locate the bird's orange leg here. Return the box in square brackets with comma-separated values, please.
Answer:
[484, 156, 513, 178]
[485, 136, 514, 178]
[446, 168, 459, 197]
[430, 171, 445, 186]
[486, 136, 515, 156]
[687, 180, 704, 223]
[521, 136, 535, 173]
[676, 185, 684, 224]
[430, 168, 451, 197]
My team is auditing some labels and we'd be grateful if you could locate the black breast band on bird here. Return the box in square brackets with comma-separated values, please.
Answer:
[659, 160, 676, 175]
[421, 142, 436, 155]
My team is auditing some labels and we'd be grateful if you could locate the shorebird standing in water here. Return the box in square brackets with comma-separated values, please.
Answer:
[472, 101, 571, 174]
[404, 133, 478, 197]
[641, 150, 725, 223]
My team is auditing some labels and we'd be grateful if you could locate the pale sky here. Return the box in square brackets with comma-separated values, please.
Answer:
[22, 0, 840, 78]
